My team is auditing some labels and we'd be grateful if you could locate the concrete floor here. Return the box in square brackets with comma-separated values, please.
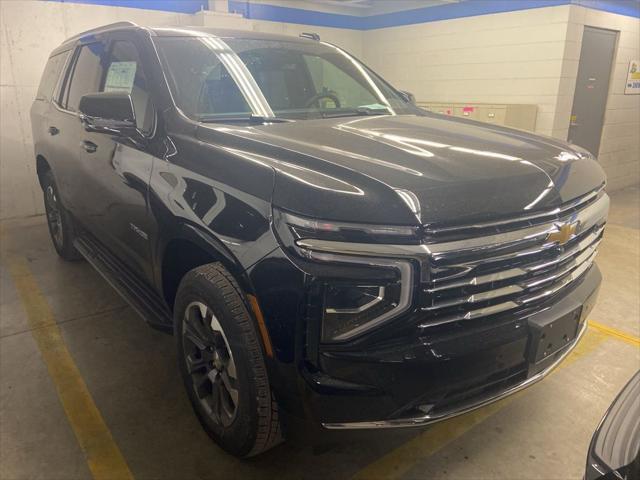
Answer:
[1, 186, 639, 480]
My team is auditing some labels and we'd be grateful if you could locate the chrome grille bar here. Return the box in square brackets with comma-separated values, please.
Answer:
[430, 224, 603, 284]
[422, 244, 599, 312]
[427, 193, 609, 258]
[419, 252, 597, 328]
[426, 228, 604, 293]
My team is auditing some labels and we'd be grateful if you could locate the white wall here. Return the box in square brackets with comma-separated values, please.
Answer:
[361, 4, 640, 190]
[362, 6, 575, 138]
[0, 1, 195, 219]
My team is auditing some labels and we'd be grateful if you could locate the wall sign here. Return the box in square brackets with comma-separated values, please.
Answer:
[625, 60, 640, 95]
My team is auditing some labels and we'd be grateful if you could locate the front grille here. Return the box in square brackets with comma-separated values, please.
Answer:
[419, 190, 609, 327]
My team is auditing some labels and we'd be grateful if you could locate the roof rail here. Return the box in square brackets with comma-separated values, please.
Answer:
[300, 32, 320, 41]
[63, 21, 139, 45]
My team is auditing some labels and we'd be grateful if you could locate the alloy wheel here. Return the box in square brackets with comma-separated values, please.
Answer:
[182, 301, 239, 427]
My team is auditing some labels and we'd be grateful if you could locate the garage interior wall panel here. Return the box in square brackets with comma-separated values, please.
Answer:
[361, 6, 573, 139]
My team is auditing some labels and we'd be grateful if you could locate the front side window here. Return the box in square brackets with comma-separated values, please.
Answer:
[154, 37, 249, 118]
[154, 36, 415, 121]
[101, 40, 153, 132]
[64, 43, 106, 112]
[36, 51, 70, 102]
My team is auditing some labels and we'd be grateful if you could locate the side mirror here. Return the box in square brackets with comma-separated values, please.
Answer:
[78, 92, 137, 134]
[399, 90, 416, 105]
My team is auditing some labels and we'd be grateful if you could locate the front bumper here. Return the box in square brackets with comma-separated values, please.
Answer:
[309, 264, 601, 429]
[324, 319, 588, 429]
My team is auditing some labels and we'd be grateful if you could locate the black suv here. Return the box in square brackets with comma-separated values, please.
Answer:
[31, 22, 608, 457]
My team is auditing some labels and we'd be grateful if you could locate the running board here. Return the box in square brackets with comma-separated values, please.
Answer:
[74, 235, 173, 333]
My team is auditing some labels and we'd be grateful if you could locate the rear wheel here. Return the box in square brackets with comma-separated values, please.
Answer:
[42, 170, 82, 261]
[174, 263, 281, 457]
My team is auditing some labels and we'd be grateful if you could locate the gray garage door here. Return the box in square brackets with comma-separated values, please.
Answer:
[568, 26, 618, 157]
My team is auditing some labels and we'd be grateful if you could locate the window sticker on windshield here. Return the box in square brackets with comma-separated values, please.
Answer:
[104, 61, 137, 93]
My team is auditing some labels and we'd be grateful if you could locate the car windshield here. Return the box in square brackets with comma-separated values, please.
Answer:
[153, 35, 417, 121]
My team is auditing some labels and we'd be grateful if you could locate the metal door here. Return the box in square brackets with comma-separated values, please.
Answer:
[568, 26, 618, 156]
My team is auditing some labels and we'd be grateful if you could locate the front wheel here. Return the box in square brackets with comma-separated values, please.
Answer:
[174, 263, 281, 457]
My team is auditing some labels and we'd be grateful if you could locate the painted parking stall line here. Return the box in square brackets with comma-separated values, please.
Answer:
[589, 320, 640, 346]
[5, 254, 134, 480]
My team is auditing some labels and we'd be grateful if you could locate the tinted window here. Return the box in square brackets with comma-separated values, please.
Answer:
[65, 43, 106, 112]
[101, 40, 153, 133]
[241, 48, 311, 111]
[36, 51, 70, 102]
[155, 37, 249, 118]
[154, 36, 416, 121]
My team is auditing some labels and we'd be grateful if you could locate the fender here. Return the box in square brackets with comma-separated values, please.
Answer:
[154, 220, 265, 302]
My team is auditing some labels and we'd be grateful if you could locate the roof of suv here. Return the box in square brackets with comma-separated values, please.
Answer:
[58, 21, 315, 50]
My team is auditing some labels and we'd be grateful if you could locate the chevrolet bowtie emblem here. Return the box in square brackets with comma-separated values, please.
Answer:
[547, 222, 577, 245]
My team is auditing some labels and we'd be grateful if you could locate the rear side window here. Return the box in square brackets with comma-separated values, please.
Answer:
[36, 51, 70, 102]
[64, 42, 106, 112]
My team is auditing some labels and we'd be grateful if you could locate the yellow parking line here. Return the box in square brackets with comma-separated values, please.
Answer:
[5, 255, 134, 480]
[589, 320, 640, 346]
[351, 327, 608, 480]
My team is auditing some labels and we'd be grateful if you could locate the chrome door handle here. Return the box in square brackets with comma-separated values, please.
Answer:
[82, 140, 98, 153]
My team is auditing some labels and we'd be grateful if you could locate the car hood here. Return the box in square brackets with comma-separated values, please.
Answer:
[199, 114, 606, 226]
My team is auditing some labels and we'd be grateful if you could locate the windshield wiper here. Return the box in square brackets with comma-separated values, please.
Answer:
[198, 114, 293, 124]
[320, 106, 392, 119]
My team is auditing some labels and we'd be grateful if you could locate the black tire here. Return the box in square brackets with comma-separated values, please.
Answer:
[41, 170, 83, 261]
[174, 263, 281, 458]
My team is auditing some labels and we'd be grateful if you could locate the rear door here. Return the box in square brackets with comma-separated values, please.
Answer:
[53, 40, 108, 215]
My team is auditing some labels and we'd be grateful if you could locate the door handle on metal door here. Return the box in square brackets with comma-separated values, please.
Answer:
[48, 126, 59, 136]
[82, 141, 98, 153]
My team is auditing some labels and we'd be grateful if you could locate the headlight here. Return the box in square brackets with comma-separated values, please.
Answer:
[272, 208, 418, 342]
[319, 259, 410, 342]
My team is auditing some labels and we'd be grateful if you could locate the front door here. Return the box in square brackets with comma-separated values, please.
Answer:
[568, 26, 618, 156]
[61, 34, 157, 282]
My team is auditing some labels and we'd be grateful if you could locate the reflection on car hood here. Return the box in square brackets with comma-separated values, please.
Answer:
[200, 113, 606, 226]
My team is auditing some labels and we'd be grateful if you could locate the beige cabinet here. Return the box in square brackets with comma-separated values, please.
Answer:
[417, 102, 537, 132]
[476, 105, 507, 125]
[422, 103, 455, 116]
